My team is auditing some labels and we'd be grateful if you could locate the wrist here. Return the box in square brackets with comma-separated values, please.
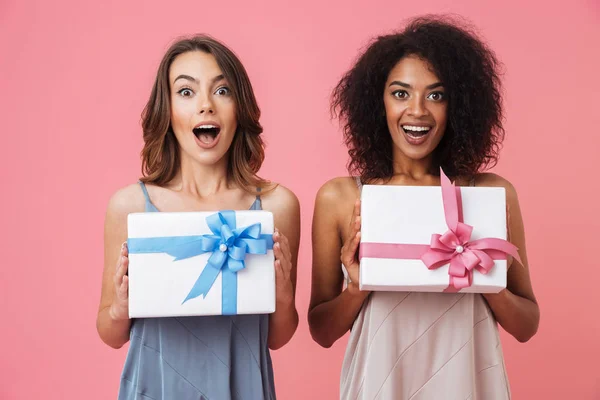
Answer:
[275, 290, 295, 309]
[108, 303, 127, 322]
[346, 281, 370, 300]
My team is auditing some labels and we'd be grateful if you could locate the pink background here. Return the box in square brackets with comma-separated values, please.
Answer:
[1, 0, 599, 399]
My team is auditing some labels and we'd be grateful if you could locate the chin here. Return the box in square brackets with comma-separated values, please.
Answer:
[193, 151, 228, 166]
[394, 132, 442, 161]
[394, 140, 434, 160]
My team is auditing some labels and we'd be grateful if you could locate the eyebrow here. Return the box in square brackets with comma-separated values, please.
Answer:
[389, 80, 444, 90]
[173, 74, 226, 85]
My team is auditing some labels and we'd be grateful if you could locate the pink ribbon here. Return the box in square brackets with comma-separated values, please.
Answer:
[359, 168, 521, 292]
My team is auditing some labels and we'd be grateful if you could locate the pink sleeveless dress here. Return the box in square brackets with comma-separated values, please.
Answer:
[340, 178, 511, 400]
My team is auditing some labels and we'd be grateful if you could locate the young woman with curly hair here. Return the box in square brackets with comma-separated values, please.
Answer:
[308, 16, 539, 399]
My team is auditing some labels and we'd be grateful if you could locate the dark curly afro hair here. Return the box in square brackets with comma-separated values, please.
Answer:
[332, 15, 505, 182]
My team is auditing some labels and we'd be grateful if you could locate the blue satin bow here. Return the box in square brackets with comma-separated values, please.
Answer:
[128, 210, 273, 315]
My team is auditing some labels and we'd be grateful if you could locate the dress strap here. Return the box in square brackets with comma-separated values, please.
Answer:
[354, 176, 363, 192]
[138, 181, 151, 202]
[138, 181, 159, 212]
[253, 187, 262, 210]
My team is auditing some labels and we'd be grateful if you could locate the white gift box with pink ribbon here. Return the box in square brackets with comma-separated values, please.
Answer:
[358, 171, 520, 293]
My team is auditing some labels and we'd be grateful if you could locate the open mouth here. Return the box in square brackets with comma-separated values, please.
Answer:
[401, 125, 431, 138]
[401, 124, 432, 145]
[193, 124, 221, 146]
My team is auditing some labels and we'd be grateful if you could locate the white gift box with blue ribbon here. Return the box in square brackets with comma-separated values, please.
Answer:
[127, 210, 275, 318]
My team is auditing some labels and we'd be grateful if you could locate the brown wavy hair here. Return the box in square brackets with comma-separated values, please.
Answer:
[332, 15, 505, 182]
[140, 35, 269, 193]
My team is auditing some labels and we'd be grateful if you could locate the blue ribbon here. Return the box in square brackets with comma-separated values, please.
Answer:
[128, 210, 273, 315]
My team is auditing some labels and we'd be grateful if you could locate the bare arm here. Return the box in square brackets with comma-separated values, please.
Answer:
[308, 180, 370, 348]
[481, 175, 540, 342]
[263, 185, 300, 350]
[96, 185, 144, 349]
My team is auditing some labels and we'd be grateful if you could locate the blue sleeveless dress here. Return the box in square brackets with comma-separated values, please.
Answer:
[118, 182, 276, 400]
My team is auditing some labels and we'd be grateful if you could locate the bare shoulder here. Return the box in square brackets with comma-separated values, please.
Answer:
[316, 176, 360, 206]
[104, 183, 146, 252]
[106, 183, 147, 220]
[475, 172, 518, 201]
[260, 183, 300, 216]
[260, 183, 300, 245]
[313, 177, 360, 231]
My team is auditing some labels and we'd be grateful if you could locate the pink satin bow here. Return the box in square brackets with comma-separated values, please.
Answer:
[420, 169, 521, 290]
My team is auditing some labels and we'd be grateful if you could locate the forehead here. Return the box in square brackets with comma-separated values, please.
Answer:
[169, 51, 223, 82]
[386, 55, 441, 84]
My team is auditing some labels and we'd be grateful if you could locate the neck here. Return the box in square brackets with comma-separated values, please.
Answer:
[169, 152, 231, 197]
[391, 150, 436, 180]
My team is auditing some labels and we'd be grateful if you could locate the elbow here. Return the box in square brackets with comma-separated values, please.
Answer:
[268, 328, 298, 351]
[515, 309, 540, 343]
[314, 335, 335, 349]
[267, 341, 282, 351]
[96, 319, 128, 349]
[106, 340, 126, 350]
[268, 334, 296, 351]
[268, 313, 299, 350]
[97, 328, 128, 349]
[307, 314, 336, 349]
[515, 328, 537, 343]
[517, 325, 540, 344]
[97, 329, 127, 349]
[310, 326, 336, 348]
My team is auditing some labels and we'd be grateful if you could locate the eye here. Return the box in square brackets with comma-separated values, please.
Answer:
[427, 91, 445, 101]
[392, 90, 408, 99]
[215, 86, 231, 96]
[178, 88, 194, 97]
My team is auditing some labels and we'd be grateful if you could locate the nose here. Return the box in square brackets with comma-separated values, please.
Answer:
[407, 95, 428, 118]
[198, 95, 215, 115]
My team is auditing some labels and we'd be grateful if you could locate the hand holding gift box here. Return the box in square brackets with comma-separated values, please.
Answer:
[359, 169, 521, 293]
[127, 210, 276, 318]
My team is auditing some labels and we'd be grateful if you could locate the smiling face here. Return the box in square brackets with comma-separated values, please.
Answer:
[169, 50, 237, 167]
[383, 55, 448, 164]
